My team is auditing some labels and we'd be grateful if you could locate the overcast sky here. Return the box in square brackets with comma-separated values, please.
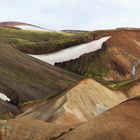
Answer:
[0, 0, 140, 30]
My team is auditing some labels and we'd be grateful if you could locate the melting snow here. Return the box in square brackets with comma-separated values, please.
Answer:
[30, 36, 111, 65]
[0, 93, 10, 102]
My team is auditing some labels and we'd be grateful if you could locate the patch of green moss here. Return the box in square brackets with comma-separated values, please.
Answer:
[0, 27, 74, 45]
[10, 38, 34, 44]
[108, 79, 136, 89]
[15, 32, 95, 54]
[97, 78, 136, 90]
[87, 67, 108, 78]
[0, 27, 97, 54]
[85, 49, 109, 78]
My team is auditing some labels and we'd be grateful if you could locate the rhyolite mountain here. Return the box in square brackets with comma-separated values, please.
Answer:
[56, 30, 140, 80]
[1, 97, 140, 140]
[0, 22, 140, 140]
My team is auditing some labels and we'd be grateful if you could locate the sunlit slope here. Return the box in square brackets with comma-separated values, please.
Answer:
[58, 97, 140, 140]
[1, 97, 140, 140]
[0, 117, 76, 140]
[17, 79, 127, 125]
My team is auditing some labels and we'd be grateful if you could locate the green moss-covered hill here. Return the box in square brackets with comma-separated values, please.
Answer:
[0, 27, 96, 54]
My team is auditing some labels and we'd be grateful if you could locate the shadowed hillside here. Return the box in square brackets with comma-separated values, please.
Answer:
[0, 42, 82, 106]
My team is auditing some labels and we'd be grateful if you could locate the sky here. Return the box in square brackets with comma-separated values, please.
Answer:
[0, 0, 140, 30]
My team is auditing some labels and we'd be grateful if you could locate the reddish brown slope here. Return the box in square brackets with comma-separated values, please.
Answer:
[56, 29, 140, 80]
[94, 30, 140, 57]
[57, 97, 140, 140]
[1, 97, 140, 140]
[0, 117, 77, 140]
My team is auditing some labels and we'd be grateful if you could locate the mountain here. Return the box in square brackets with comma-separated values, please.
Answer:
[0, 21, 54, 32]
[0, 22, 140, 140]
[0, 42, 82, 107]
[0, 117, 77, 140]
[1, 97, 140, 140]
[24, 29, 140, 91]
[55, 29, 140, 80]
[61, 30, 89, 34]
[57, 97, 140, 140]
[16, 79, 127, 124]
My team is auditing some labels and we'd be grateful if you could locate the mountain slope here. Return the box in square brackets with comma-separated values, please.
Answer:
[0, 26, 73, 46]
[17, 79, 127, 125]
[29, 36, 111, 65]
[58, 97, 140, 140]
[0, 117, 77, 140]
[0, 24, 139, 139]
[55, 29, 140, 81]
[0, 99, 19, 119]
[21, 29, 140, 83]
[0, 42, 82, 105]
[1, 97, 140, 140]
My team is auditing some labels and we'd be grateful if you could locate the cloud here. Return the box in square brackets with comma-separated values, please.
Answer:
[0, 0, 140, 30]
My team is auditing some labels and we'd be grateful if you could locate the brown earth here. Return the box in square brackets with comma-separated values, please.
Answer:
[95, 30, 140, 57]
[0, 27, 140, 139]
[57, 97, 140, 140]
[118, 79, 140, 98]
[17, 79, 127, 125]
[1, 96, 140, 140]
[0, 117, 77, 140]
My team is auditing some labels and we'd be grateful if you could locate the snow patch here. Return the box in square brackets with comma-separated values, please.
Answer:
[15, 25, 52, 32]
[30, 36, 111, 65]
[0, 93, 10, 102]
